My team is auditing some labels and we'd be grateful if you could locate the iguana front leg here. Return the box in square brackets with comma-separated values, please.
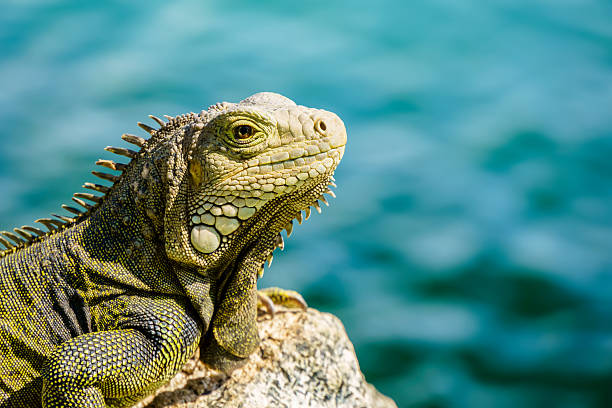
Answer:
[41, 296, 201, 408]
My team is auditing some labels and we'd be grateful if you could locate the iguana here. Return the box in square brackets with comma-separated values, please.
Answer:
[0, 92, 346, 407]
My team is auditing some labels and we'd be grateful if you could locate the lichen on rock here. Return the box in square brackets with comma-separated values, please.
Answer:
[136, 308, 397, 408]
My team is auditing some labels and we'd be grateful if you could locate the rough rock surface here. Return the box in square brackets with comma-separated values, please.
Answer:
[135, 308, 397, 408]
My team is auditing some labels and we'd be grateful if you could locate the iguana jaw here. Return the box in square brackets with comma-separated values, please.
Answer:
[188, 145, 344, 258]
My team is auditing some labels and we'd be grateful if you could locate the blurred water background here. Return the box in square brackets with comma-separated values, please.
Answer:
[1, 1, 612, 406]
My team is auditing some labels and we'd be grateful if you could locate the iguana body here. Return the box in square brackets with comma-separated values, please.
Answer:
[0, 92, 346, 407]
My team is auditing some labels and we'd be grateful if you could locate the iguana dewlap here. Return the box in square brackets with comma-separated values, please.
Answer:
[0, 92, 346, 407]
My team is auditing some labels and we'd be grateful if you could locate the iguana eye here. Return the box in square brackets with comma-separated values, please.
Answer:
[219, 116, 270, 150]
[234, 125, 254, 140]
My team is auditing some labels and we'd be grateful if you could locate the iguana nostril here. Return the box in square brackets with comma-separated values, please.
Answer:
[314, 119, 327, 134]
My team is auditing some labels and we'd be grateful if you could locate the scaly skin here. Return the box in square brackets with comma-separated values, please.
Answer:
[0, 92, 346, 407]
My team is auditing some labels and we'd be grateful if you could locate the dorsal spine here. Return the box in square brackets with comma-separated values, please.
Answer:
[0, 113, 177, 257]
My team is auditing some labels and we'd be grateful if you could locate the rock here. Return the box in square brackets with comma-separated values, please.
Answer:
[135, 308, 397, 408]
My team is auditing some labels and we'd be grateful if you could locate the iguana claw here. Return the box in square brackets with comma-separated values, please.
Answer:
[257, 287, 308, 316]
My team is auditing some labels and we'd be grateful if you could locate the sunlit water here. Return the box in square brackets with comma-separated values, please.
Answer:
[1, 1, 612, 407]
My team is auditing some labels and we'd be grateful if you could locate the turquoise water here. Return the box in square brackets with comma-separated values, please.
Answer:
[1, 1, 612, 406]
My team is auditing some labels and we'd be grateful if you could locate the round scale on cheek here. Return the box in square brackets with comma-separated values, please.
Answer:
[215, 217, 241, 235]
[237, 207, 256, 220]
[190, 225, 221, 254]
[201, 213, 216, 225]
[245, 198, 260, 207]
[221, 204, 238, 217]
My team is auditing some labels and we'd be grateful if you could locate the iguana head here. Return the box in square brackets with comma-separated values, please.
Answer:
[165, 92, 346, 271]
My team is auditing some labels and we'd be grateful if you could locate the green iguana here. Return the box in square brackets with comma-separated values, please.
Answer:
[0, 92, 346, 407]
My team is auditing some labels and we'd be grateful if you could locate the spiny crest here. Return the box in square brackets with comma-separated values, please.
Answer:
[0, 113, 180, 257]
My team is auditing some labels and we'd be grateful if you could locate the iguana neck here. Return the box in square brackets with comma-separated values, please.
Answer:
[63, 154, 180, 303]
